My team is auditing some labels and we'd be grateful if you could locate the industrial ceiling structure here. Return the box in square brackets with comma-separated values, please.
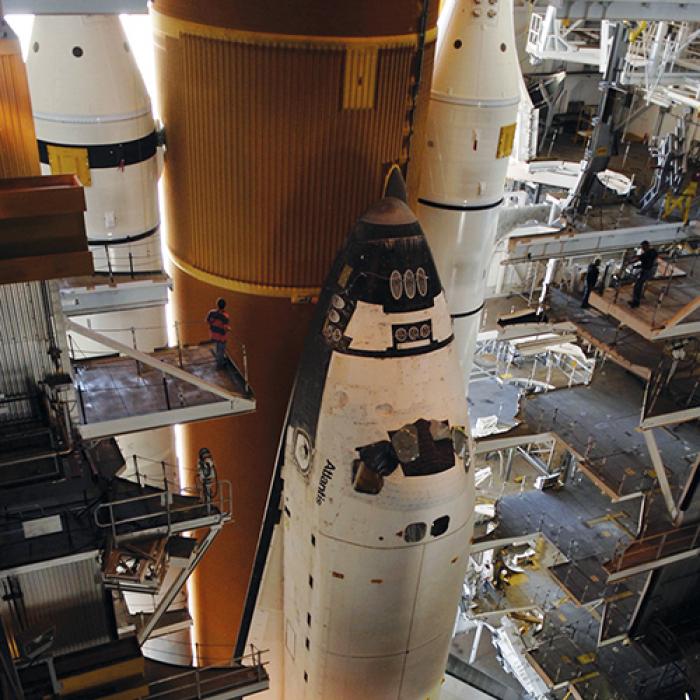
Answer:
[1, 1, 700, 699]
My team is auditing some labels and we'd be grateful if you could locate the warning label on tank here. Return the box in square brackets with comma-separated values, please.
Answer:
[496, 123, 517, 159]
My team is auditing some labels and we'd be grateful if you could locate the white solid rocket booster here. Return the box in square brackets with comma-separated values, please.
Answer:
[26, 15, 167, 356]
[418, 0, 520, 374]
[27, 15, 162, 277]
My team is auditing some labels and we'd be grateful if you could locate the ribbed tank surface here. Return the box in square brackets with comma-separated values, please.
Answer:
[153, 0, 437, 659]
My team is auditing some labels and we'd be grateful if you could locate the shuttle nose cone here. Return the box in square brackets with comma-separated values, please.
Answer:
[359, 197, 417, 227]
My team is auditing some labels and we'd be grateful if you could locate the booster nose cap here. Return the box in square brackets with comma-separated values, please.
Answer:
[360, 197, 417, 227]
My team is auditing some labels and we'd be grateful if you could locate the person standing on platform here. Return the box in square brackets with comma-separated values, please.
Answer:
[581, 258, 601, 308]
[206, 297, 230, 368]
[629, 241, 658, 308]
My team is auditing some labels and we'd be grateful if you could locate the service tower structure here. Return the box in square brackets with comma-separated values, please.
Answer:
[418, 0, 520, 377]
[152, 0, 438, 653]
[26, 14, 175, 472]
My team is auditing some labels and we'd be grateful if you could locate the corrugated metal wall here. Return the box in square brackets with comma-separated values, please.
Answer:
[0, 553, 112, 657]
[0, 281, 71, 422]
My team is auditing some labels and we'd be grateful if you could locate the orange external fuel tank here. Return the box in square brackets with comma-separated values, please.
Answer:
[0, 14, 39, 178]
[151, 0, 438, 655]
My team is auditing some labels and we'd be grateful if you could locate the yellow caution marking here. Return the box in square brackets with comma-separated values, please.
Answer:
[47, 144, 91, 186]
[577, 652, 596, 665]
[343, 47, 378, 110]
[496, 123, 516, 159]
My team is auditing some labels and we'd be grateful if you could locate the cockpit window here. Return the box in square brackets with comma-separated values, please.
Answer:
[352, 460, 384, 495]
[389, 270, 403, 300]
[351, 419, 456, 494]
[404, 522, 427, 542]
[429, 419, 451, 442]
[389, 418, 454, 477]
[391, 424, 420, 463]
[416, 267, 428, 297]
[403, 269, 416, 299]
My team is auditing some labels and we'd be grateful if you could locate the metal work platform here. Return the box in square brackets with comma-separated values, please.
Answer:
[547, 289, 700, 428]
[72, 342, 255, 439]
[60, 272, 170, 317]
[605, 523, 700, 582]
[144, 652, 269, 700]
[549, 555, 631, 605]
[589, 257, 700, 341]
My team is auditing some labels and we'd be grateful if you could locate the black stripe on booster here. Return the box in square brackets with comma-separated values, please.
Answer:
[88, 225, 159, 247]
[417, 197, 504, 212]
[38, 131, 157, 169]
[451, 303, 485, 319]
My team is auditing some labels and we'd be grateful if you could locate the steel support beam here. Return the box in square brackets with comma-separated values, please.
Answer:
[77, 400, 255, 440]
[642, 428, 679, 521]
[552, 0, 700, 22]
[475, 432, 556, 454]
[640, 404, 700, 429]
[137, 524, 222, 645]
[607, 547, 700, 583]
[506, 222, 692, 264]
[4, 0, 146, 12]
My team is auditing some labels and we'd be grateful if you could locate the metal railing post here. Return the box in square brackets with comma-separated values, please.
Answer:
[77, 384, 86, 422]
[133, 454, 142, 488]
[131, 327, 141, 376]
[175, 321, 184, 368]
[105, 244, 114, 283]
[163, 376, 171, 410]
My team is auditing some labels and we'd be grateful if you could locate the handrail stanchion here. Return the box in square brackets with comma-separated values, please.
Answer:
[175, 321, 184, 368]
[133, 454, 142, 489]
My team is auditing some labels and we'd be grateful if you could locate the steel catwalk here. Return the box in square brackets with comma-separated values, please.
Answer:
[152, 0, 439, 654]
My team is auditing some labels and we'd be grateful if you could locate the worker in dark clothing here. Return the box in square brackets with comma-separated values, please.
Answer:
[581, 258, 601, 308]
[206, 298, 230, 368]
[629, 241, 658, 308]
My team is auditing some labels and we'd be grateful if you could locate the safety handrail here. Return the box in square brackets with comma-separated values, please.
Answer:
[147, 646, 269, 700]
[93, 479, 233, 542]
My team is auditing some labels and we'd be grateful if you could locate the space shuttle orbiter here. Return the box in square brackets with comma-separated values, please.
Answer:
[238, 170, 475, 699]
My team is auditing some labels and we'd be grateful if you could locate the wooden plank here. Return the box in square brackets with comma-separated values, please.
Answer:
[573, 324, 651, 380]
[0, 251, 93, 284]
[663, 293, 700, 329]
[0, 174, 85, 218]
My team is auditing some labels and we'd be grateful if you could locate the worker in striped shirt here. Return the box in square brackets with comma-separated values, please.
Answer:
[206, 297, 230, 369]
